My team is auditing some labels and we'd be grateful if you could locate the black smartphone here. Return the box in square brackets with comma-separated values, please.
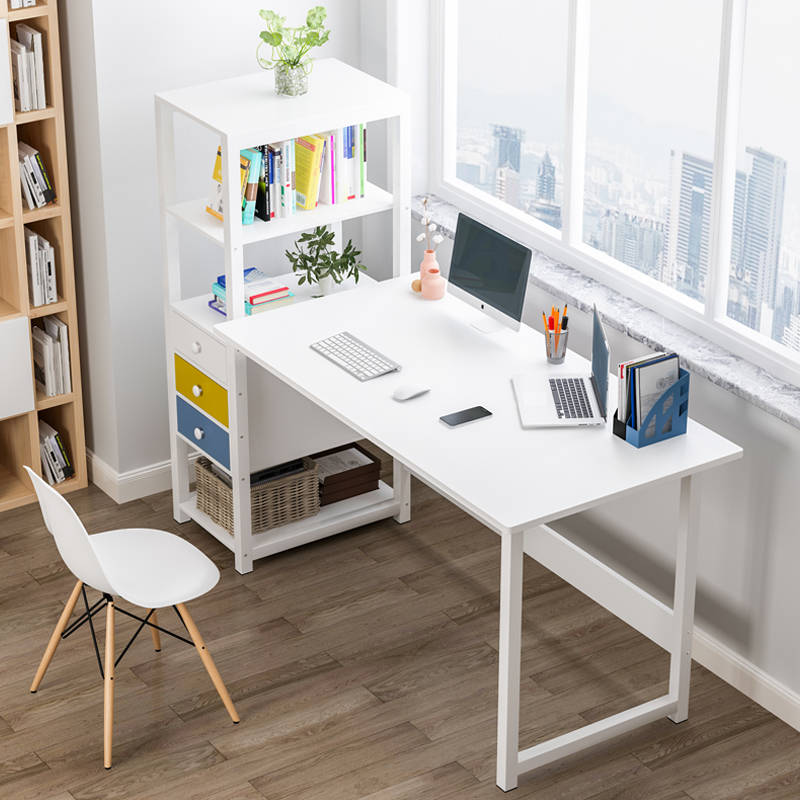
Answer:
[440, 406, 493, 427]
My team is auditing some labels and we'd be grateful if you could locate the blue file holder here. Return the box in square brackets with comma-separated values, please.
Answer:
[612, 369, 690, 448]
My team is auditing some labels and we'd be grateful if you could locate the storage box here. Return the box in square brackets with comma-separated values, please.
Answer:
[310, 442, 381, 506]
[195, 456, 320, 535]
[613, 369, 690, 448]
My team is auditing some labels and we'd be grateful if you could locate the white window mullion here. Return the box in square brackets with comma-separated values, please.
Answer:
[705, 0, 747, 323]
[430, 0, 458, 191]
[561, 0, 591, 248]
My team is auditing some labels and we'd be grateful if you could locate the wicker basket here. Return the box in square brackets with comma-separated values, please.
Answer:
[195, 456, 320, 536]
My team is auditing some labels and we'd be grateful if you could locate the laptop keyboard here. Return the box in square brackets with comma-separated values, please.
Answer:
[549, 377, 594, 420]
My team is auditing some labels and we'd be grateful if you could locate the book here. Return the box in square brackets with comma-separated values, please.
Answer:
[356, 123, 365, 198]
[617, 353, 663, 425]
[334, 127, 347, 203]
[241, 148, 262, 225]
[629, 354, 680, 435]
[24, 227, 42, 306]
[346, 125, 357, 201]
[15, 23, 45, 111]
[18, 148, 45, 207]
[361, 124, 367, 196]
[212, 281, 291, 306]
[209, 293, 295, 318]
[294, 134, 325, 210]
[255, 144, 271, 222]
[281, 139, 294, 216]
[38, 420, 74, 483]
[9, 40, 31, 112]
[43, 316, 71, 394]
[31, 326, 56, 397]
[18, 160, 35, 210]
[206, 146, 249, 221]
[19, 142, 56, 204]
[317, 131, 336, 205]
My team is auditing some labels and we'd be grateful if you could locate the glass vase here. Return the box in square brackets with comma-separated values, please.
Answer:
[274, 63, 308, 97]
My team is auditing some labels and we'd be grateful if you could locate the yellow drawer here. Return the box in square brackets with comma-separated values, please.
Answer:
[174, 355, 228, 427]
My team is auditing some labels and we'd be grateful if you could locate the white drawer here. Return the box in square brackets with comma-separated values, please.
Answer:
[172, 312, 227, 385]
[0, 317, 35, 419]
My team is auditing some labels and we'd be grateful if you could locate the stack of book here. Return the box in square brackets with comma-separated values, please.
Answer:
[311, 443, 380, 506]
[32, 316, 71, 398]
[10, 22, 46, 112]
[18, 141, 56, 210]
[9, 0, 38, 9]
[208, 267, 295, 317]
[206, 125, 367, 226]
[617, 352, 681, 437]
[38, 420, 75, 486]
[24, 226, 56, 307]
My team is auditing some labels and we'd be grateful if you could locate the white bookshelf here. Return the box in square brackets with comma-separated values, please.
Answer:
[155, 59, 411, 573]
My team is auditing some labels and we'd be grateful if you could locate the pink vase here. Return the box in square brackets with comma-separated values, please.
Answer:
[421, 267, 446, 300]
[420, 249, 438, 282]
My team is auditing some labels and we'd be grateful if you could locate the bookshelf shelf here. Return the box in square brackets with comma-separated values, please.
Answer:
[157, 58, 410, 573]
[166, 183, 395, 248]
[0, 1, 87, 513]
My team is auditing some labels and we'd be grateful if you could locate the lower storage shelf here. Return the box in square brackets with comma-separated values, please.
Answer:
[179, 480, 400, 560]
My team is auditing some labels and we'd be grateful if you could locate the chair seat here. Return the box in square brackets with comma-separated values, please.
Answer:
[89, 528, 220, 608]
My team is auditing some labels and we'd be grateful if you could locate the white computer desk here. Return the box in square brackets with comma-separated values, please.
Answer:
[215, 275, 742, 791]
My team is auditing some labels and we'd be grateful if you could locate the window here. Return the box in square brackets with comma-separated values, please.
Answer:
[434, 0, 800, 386]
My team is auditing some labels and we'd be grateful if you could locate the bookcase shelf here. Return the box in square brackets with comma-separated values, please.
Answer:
[157, 58, 410, 573]
[0, 1, 87, 514]
[166, 183, 395, 248]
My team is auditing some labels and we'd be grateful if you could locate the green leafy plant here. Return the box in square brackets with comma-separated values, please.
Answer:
[256, 6, 330, 74]
[286, 226, 366, 291]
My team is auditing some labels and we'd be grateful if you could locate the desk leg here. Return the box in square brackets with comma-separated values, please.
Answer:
[497, 530, 524, 791]
[393, 459, 411, 523]
[228, 347, 253, 575]
[669, 473, 702, 723]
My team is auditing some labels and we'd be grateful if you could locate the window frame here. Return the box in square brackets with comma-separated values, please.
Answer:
[430, 0, 800, 387]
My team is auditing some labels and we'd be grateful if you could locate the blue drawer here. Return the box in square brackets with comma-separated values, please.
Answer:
[176, 396, 230, 470]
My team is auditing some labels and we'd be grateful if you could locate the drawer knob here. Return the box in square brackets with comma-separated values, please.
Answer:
[192, 384, 203, 398]
[194, 427, 205, 440]
[191, 341, 202, 354]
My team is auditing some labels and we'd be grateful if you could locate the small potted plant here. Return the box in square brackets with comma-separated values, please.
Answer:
[286, 225, 366, 296]
[256, 7, 330, 97]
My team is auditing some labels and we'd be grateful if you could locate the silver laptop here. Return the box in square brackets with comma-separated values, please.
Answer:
[513, 305, 609, 427]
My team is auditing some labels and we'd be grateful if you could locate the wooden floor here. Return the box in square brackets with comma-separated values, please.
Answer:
[1, 454, 799, 800]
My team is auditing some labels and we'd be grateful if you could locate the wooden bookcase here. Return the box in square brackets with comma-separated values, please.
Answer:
[0, 0, 87, 512]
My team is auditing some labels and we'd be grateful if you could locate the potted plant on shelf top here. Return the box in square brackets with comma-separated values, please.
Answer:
[256, 6, 330, 97]
[286, 225, 366, 297]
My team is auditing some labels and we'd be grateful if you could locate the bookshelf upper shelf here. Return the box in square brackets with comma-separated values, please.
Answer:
[167, 183, 394, 247]
[155, 59, 410, 143]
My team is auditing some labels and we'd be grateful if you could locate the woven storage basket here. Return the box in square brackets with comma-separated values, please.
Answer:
[195, 456, 319, 536]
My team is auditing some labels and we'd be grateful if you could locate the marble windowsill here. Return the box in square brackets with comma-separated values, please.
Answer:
[412, 194, 800, 430]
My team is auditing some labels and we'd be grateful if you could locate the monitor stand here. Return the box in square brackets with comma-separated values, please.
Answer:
[471, 316, 505, 334]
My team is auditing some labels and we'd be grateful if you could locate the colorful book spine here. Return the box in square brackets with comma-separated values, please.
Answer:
[241, 148, 262, 225]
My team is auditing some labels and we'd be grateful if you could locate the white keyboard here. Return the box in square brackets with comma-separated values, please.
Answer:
[310, 331, 402, 381]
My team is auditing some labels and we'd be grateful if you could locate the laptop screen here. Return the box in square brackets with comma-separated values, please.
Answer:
[590, 305, 610, 419]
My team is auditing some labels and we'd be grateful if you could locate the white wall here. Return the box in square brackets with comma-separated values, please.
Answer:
[60, 0, 364, 476]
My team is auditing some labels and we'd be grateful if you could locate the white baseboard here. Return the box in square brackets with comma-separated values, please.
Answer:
[692, 627, 800, 732]
[85, 449, 197, 505]
[83, 448, 800, 733]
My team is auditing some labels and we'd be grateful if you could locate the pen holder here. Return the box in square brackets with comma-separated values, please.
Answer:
[613, 369, 690, 448]
[546, 329, 568, 364]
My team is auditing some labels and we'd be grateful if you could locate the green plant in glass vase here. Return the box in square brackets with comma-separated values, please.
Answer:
[286, 226, 366, 296]
[256, 6, 330, 96]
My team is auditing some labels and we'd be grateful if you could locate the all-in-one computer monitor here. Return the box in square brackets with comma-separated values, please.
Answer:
[447, 213, 532, 333]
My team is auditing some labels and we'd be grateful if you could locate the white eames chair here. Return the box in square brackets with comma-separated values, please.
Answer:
[24, 467, 239, 768]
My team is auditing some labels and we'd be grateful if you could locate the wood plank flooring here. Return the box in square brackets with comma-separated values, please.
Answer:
[1, 450, 798, 800]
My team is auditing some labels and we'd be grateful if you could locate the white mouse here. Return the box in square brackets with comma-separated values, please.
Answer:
[393, 383, 431, 402]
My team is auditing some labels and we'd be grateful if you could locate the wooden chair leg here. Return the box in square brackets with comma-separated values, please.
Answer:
[104, 601, 115, 769]
[175, 603, 239, 723]
[149, 609, 162, 651]
[31, 579, 83, 693]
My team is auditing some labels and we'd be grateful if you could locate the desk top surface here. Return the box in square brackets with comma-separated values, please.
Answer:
[216, 277, 742, 535]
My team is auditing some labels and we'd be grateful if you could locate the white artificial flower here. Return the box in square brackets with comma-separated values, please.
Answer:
[416, 232, 426, 242]
[433, 234, 444, 244]
[428, 222, 437, 232]
[421, 217, 429, 226]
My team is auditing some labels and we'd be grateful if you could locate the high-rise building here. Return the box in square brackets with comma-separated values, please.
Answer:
[598, 211, 664, 279]
[537, 152, 556, 203]
[492, 125, 523, 173]
[664, 151, 714, 302]
[495, 163, 520, 209]
[742, 147, 786, 331]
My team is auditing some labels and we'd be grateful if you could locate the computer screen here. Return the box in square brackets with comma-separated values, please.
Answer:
[448, 214, 531, 333]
